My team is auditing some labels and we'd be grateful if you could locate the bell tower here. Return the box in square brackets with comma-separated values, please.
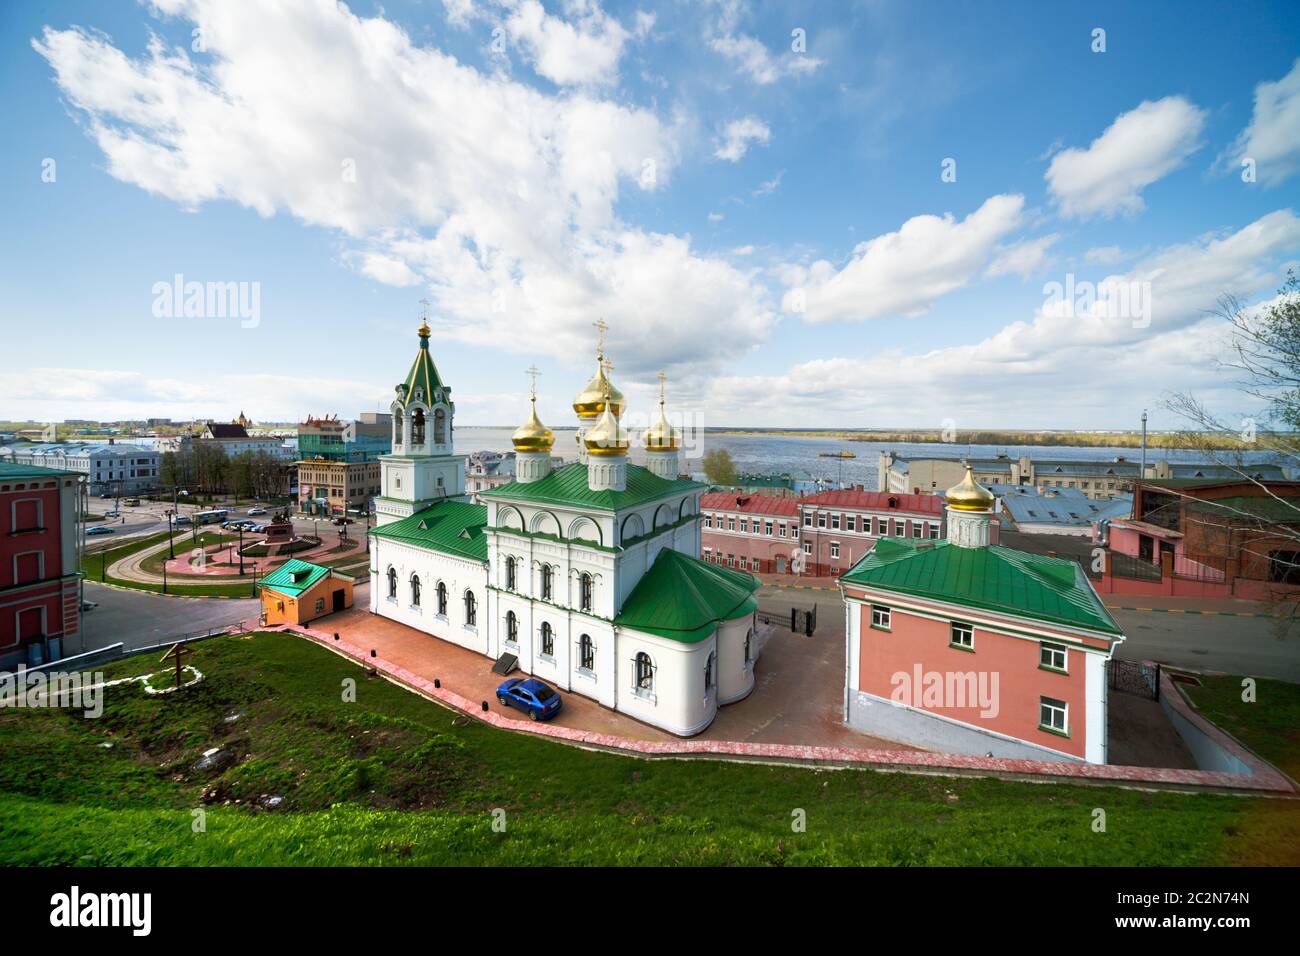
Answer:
[376, 311, 466, 525]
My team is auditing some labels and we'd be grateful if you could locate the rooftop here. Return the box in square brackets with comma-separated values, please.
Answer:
[614, 549, 760, 643]
[840, 537, 1122, 636]
[0, 460, 82, 480]
[483, 461, 702, 512]
[259, 559, 338, 596]
[369, 499, 488, 562]
[700, 491, 799, 516]
[803, 488, 945, 514]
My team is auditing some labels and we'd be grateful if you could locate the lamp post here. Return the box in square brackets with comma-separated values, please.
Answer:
[238, 525, 245, 576]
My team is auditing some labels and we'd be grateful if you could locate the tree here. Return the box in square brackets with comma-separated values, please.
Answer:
[703, 448, 738, 486]
[1164, 271, 1300, 626]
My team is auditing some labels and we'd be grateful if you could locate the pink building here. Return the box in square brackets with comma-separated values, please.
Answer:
[840, 467, 1123, 764]
[700, 492, 800, 573]
[799, 489, 957, 577]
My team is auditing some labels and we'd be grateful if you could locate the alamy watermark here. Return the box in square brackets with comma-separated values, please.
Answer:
[890, 664, 1000, 718]
[1042, 273, 1151, 329]
[152, 273, 260, 328]
[1, 665, 104, 718]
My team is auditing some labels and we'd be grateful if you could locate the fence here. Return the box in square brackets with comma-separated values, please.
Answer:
[1107, 658, 1160, 700]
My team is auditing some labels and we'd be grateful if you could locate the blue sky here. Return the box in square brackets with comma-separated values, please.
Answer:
[2, 0, 1299, 431]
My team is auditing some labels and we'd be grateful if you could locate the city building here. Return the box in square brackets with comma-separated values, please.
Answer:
[259, 559, 355, 625]
[195, 418, 296, 460]
[465, 450, 517, 498]
[297, 413, 392, 462]
[990, 485, 1132, 536]
[297, 459, 382, 516]
[369, 321, 768, 736]
[0, 461, 83, 668]
[700, 487, 952, 577]
[0, 442, 160, 496]
[1103, 477, 1300, 588]
[841, 466, 1124, 764]
[878, 450, 1286, 501]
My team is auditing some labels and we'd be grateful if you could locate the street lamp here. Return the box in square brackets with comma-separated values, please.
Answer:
[238, 525, 245, 576]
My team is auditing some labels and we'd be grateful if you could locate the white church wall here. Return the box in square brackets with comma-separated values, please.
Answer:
[373, 538, 488, 655]
[615, 628, 716, 736]
[716, 612, 758, 704]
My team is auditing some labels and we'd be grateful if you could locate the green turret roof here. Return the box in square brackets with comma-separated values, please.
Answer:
[840, 538, 1121, 636]
[483, 461, 703, 512]
[396, 323, 449, 409]
[260, 559, 337, 596]
[614, 549, 759, 643]
[369, 499, 488, 562]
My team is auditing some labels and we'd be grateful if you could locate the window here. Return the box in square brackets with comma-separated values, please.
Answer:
[739, 519, 748, 533]
[846, 515, 856, 532]
[928, 523, 940, 539]
[506, 610, 518, 643]
[410, 574, 421, 606]
[791, 525, 798, 539]
[831, 513, 840, 530]
[802, 538, 812, 554]
[803, 513, 813, 527]
[314, 597, 325, 613]
[764, 520, 773, 536]
[871, 605, 891, 630]
[817, 513, 826, 528]
[387, 566, 397, 599]
[829, 541, 840, 559]
[704, 514, 713, 528]
[750, 557, 760, 571]
[579, 634, 595, 671]
[1040, 697, 1068, 734]
[541, 622, 555, 657]
[541, 565, 554, 600]
[912, 522, 922, 538]
[950, 621, 973, 650]
[580, 572, 593, 612]
[744, 628, 752, 663]
[778, 523, 787, 538]
[505, 556, 517, 590]
[634, 651, 654, 692]
[434, 407, 447, 444]
[464, 590, 477, 626]
[411, 408, 426, 446]
[728, 517, 736, 531]
[1040, 642, 1067, 672]
[704, 652, 715, 691]
[437, 581, 447, 615]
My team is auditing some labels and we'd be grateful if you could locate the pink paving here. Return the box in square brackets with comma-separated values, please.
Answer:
[268, 615, 1299, 796]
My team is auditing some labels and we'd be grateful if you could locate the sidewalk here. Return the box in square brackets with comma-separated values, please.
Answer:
[1100, 593, 1284, 618]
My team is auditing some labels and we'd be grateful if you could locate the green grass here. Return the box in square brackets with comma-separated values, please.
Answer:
[1, 634, 1297, 866]
[81, 530, 260, 598]
[1183, 675, 1300, 782]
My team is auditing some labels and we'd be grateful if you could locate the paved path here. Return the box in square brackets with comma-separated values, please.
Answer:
[78, 581, 259, 654]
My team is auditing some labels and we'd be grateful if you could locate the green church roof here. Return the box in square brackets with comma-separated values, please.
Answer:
[396, 324, 449, 410]
[839, 538, 1122, 636]
[260, 558, 334, 596]
[614, 549, 760, 643]
[483, 461, 703, 512]
[369, 499, 488, 562]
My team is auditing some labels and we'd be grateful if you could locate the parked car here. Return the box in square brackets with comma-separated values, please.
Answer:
[104, 510, 120, 518]
[495, 678, 563, 721]
[248, 507, 267, 516]
[86, 526, 115, 535]
[173, 515, 192, 526]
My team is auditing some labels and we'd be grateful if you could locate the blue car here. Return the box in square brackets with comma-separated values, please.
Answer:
[496, 677, 563, 721]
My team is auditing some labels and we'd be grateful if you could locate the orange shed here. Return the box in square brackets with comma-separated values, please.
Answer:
[259, 559, 355, 626]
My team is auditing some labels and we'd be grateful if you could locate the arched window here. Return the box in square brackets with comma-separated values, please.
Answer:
[541, 622, 554, 657]
[436, 581, 447, 616]
[392, 409, 403, 446]
[411, 408, 426, 446]
[634, 651, 654, 691]
[580, 572, 593, 612]
[541, 565, 554, 600]
[434, 407, 447, 444]
[464, 589, 477, 626]
[744, 628, 752, 663]
[506, 610, 518, 643]
[705, 651, 715, 691]
[411, 574, 421, 607]
[579, 634, 594, 671]
[505, 556, 517, 590]
[387, 566, 397, 599]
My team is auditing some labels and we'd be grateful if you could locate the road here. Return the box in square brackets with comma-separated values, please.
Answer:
[757, 582, 1300, 682]
[76, 581, 260, 655]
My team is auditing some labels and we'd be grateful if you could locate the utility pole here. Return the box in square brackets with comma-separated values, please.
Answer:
[1140, 409, 1148, 479]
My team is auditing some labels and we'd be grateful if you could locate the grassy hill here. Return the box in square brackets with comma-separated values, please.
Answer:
[2, 634, 1297, 865]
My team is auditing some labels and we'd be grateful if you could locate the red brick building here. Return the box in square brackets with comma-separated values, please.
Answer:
[0, 462, 83, 668]
[700, 487, 969, 577]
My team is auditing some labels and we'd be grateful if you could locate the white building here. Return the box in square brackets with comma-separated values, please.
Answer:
[369, 321, 769, 736]
[0, 443, 160, 495]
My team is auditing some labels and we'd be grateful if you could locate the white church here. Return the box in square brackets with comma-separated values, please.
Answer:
[368, 319, 767, 736]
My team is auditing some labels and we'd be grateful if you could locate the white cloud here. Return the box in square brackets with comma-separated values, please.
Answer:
[33, 0, 773, 378]
[707, 211, 724, 222]
[985, 234, 1059, 279]
[710, 33, 822, 85]
[753, 170, 783, 196]
[782, 194, 1025, 323]
[1084, 245, 1127, 265]
[715, 210, 1300, 425]
[1225, 58, 1300, 186]
[1045, 97, 1206, 220]
[731, 245, 754, 255]
[504, 0, 636, 87]
[714, 116, 770, 162]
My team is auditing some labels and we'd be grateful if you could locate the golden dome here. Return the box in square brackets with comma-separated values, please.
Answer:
[945, 465, 995, 512]
[573, 359, 625, 418]
[584, 391, 628, 457]
[417, 318, 431, 338]
[512, 396, 554, 453]
[644, 374, 680, 450]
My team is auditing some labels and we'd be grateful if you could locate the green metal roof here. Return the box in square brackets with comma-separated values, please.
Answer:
[369, 499, 488, 562]
[0, 461, 80, 479]
[396, 329, 449, 410]
[259, 558, 333, 596]
[840, 538, 1122, 636]
[483, 461, 703, 512]
[614, 549, 759, 643]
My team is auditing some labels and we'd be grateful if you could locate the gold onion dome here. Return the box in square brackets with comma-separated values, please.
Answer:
[584, 391, 629, 456]
[644, 397, 680, 451]
[573, 359, 625, 418]
[945, 465, 995, 512]
[512, 396, 554, 453]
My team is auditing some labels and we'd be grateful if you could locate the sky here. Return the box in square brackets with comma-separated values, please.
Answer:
[2, 0, 1299, 431]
